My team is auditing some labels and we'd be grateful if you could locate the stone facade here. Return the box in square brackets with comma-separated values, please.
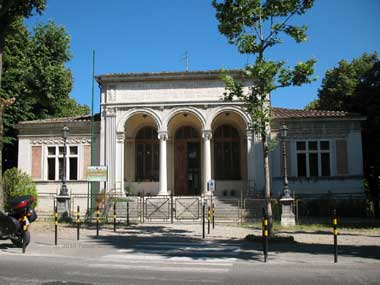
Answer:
[16, 70, 366, 214]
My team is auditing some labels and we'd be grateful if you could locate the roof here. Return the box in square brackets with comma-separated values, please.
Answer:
[17, 114, 99, 126]
[271, 107, 361, 119]
[96, 69, 244, 84]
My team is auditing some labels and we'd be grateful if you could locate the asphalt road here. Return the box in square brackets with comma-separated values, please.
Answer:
[0, 224, 379, 284]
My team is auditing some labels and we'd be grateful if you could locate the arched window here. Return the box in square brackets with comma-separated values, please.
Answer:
[135, 127, 159, 181]
[214, 125, 241, 180]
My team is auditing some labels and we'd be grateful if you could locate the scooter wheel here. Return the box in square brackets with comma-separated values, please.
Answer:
[11, 231, 31, 248]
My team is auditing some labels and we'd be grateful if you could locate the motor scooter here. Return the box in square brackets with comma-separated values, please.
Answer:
[0, 195, 37, 248]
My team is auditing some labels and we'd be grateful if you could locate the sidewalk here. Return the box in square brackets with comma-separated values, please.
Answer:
[1, 222, 379, 265]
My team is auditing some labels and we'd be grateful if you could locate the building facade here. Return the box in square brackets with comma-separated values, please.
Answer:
[17, 70, 365, 212]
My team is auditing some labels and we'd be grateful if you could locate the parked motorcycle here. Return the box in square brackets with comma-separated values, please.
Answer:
[0, 195, 37, 248]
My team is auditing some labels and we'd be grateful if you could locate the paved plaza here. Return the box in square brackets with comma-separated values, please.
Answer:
[0, 222, 379, 284]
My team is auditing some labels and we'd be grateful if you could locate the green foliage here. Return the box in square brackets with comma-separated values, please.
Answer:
[1, 18, 89, 168]
[307, 52, 380, 175]
[313, 52, 378, 111]
[0, 0, 46, 40]
[3, 167, 38, 210]
[213, 0, 316, 137]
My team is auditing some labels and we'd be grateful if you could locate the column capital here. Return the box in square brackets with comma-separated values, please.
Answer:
[158, 131, 168, 141]
[116, 132, 125, 143]
[246, 130, 254, 140]
[202, 130, 212, 140]
[105, 107, 116, 117]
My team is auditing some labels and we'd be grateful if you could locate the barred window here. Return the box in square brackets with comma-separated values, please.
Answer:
[214, 125, 241, 180]
[135, 127, 159, 181]
[47, 146, 78, 181]
[296, 140, 331, 177]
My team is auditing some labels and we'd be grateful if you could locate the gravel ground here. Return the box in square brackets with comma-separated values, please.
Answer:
[29, 221, 380, 246]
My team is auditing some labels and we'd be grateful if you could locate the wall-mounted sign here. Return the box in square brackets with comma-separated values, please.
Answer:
[87, 166, 108, 182]
[207, 179, 215, 192]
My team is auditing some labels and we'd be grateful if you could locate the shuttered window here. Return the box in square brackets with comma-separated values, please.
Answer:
[336, 140, 348, 175]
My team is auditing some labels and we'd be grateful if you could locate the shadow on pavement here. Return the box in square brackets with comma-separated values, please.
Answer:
[88, 225, 263, 261]
[87, 224, 380, 261]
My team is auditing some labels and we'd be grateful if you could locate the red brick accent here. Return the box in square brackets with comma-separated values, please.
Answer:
[83, 145, 91, 179]
[31, 146, 42, 179]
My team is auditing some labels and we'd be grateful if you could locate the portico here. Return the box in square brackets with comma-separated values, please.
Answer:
[96, 70, 256, 197]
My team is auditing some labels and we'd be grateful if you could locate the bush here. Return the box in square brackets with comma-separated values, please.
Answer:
[3, 167, 38, 210]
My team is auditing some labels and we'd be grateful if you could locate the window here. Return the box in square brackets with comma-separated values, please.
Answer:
[296, 140, 331, 177]
[214, 125, 241, 180]
[135, 127, 159, 181]
[47, 146, 78, 181]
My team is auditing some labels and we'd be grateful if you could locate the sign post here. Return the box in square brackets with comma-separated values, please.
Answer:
[87, 166, 108, 215]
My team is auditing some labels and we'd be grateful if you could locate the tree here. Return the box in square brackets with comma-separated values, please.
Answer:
[0, 0, 47, 211]
[305, 53, 378, 111]
[306, 52, 380, 217]
[1, 19, 89, 171]
[213, 0, 316, 222]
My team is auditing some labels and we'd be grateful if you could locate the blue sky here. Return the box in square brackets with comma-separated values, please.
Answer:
[25, 0, 380, 112]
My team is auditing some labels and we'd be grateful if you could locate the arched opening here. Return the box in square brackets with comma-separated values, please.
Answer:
[135, 126, 159, 182]
[214, 124, 241, 180]
[174, 126, 201, 196]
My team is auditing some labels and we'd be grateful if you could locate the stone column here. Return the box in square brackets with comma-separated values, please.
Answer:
[202, 130, 212, 195]
[158, 131, 168, 195]
[105, 107, 117, 192]
[246, 130, 255, 195]
[116, 132, 125, 194]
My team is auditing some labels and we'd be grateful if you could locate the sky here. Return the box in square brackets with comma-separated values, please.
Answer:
[25, 0, 380, 113]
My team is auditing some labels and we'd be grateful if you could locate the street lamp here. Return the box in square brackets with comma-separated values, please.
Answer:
[280, 123, 291, 198]
[279, 123, 295, 226]
[59, 125, 69, 197]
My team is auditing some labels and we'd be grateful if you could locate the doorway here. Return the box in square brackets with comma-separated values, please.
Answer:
[174, 126, 201, 196]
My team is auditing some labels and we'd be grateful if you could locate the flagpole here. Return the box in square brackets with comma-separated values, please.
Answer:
[90, 50, 95, 213]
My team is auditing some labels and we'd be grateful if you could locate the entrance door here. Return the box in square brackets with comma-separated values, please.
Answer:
[174, 126, 201, 196]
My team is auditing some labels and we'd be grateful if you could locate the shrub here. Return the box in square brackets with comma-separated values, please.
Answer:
[3, 167, 38, 210]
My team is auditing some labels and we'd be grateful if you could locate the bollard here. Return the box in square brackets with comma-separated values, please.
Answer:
[208, 206, 211, 234]
[212, 203, 215, 229]
[96, 205, 100, 238]
[113, 202, 117, 233]
[332, 209, 338, 263]
[22, 216, 27, 254]
[142, 193, 145, 223]
[77, 205, 80, 241]
[126, 195, 130, 226]
[202, 201, 205, 239]
[262, 208, 269, 263]
[54, 206, 58, 246]
[171, 193, 174, 224]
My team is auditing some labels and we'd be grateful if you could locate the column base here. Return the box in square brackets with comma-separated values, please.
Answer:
[280, 197, 296, 227]
[56, 195, 71, 221]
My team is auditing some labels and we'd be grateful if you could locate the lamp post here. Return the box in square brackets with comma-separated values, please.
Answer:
[280, 123, 291, 198]
[279, 123, 295, 226]
[59, 125, 69, 196]
[57, 125, 71, 219]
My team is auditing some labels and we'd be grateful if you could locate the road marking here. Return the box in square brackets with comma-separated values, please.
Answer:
[89, 263, 230, 273]
[103, 254, 235, 266]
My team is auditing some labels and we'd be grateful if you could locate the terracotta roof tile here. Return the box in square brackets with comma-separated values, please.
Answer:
[271, 107, 356, 119]
[17, 115, 93, 125]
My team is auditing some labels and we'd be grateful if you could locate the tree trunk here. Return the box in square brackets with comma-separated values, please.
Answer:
[262, 133, 273, 225]
[0, 105, 3, 212]
[0, 39, 4, 212]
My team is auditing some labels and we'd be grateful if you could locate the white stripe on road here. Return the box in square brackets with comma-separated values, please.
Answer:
[103, 254, 235, 266]
[89, 263, 230, 273]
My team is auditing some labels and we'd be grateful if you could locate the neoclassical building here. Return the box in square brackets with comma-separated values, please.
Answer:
[17, 70, 365, 209]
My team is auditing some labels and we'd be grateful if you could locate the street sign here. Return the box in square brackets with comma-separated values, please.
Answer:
[207, 179, 215, 192]
[87, 166, 108, 182]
